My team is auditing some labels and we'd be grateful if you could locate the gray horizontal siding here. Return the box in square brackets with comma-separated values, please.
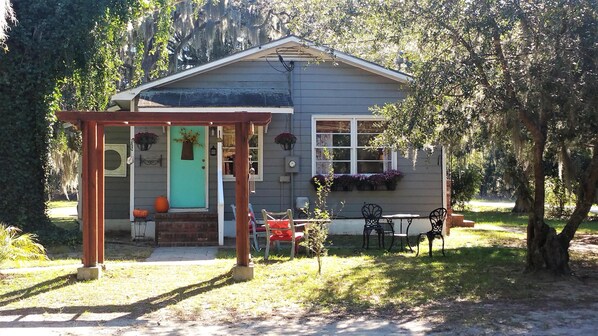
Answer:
[133, 126, 168, 213]
[130, 59, 443, 225]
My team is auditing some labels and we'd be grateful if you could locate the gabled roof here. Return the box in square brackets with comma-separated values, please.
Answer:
[111, 35, 412, 110]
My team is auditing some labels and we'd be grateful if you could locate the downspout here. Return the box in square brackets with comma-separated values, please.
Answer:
[288, 67, 295, 211]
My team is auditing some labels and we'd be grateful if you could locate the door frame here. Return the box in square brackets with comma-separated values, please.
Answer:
[167, 126, 210, 211]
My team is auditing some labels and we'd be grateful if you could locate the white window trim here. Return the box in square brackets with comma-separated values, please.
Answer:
[223, 125, 264, 182]
[311, 115, 397, 176]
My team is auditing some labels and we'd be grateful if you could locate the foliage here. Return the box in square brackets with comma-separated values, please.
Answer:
[287, 0, 598, 274]
[304, 149, 334, 275]
[546, 177, 575, 219]
[313, 172, 403, 191]
[367, 173, 386, 187]
[133, 131, 158, 145]
[333, 174, 357, 190]
[450, 154, 484, 210]
[1, 0, 287, 233]
[0, 0, 15, 48]
[382, 169, 403, 184]
[48, 124, 80, 200]
[120, 0, 286, 87]
[0, 0, 134, 231]
[0, 223, 47, 265]
[174, 127, 201, 145]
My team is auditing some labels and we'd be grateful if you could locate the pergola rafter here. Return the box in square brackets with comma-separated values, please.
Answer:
[57, 111, 272, 280]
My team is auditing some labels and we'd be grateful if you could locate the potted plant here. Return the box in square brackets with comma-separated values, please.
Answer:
[274, 132, 297, 150]
[174, 128, 201, 160]
[334, 174, 357, 191]
[356, 174, 371, 191]
[382, 169, 403, 190]
[133, 132, 158, 151]
[368, 174, 386, 190]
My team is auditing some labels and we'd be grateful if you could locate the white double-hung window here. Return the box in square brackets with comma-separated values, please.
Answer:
[313, 117, 394, 175]
[222, 125, 263, 181]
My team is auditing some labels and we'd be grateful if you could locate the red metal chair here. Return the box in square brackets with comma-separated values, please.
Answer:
[231, 204, 266, 251]
[261, 209, 304, 260]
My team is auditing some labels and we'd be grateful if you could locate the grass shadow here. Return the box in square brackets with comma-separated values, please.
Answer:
[0, 274, 76, 307]
[0, 269, 235, 328]
[302, 246, 532, 319]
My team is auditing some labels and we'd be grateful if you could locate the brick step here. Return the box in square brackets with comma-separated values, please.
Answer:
[461, 220, 475, 227]
[157, 221, 217, 232]
[155, 212, 217, 222]
[450, 214, 464, 227]
[155, 212, 218, 246]
[157, 232, 217, 241]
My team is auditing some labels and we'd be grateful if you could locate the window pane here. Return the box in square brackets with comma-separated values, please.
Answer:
[316, 148, 350, 160]
[358, 162, 385, 173]
[331, 148, 350, 160]
[316, 120, 350, 133]
[316, 134, 333, 147]
[315, 148, 330, 160]
[316, 161, 332, 174]
[358, 120, 382, 133]
[333, 134, 351, 146]
[248, 134, 258, 147]
[332, 162, 351, 174]
[222, 126, 261, 177]
[357, 148, 385, 160]
[358, 134, 377, 146]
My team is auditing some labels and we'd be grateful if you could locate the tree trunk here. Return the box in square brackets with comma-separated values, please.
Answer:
[512, 193, 532, 213]
[526, 217, 572, 275]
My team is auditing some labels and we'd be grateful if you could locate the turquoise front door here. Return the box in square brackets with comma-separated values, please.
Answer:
[170, 126, 206, 208]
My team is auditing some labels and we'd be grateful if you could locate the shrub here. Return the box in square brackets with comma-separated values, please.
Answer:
[0, 224, 47, 265]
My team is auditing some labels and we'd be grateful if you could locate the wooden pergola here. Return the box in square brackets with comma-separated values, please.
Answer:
[57, 111, 272, 280]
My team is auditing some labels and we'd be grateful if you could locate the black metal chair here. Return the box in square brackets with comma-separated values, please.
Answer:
[416, 208, 447, 256]
[361, 203, 385, 249]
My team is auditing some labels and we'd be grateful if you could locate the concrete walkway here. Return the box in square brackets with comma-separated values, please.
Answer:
[0, 247, 221, 274]
[143, 246, 219, 265]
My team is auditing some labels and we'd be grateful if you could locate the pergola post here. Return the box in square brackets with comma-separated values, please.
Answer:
[78, 121, 102, 280]
[97, 124, 105, 264]
[232, 121, 253, 281]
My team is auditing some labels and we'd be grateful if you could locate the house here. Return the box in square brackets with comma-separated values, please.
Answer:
[100, 35, 448, 245]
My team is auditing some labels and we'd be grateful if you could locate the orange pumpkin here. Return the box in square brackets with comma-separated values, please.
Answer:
[133, 208, 148, 218]
[154, 196, 169, 213]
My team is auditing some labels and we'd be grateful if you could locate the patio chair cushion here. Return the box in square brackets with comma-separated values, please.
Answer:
[268, 219, 292, 238]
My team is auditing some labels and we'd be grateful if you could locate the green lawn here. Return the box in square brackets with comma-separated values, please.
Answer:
[1, 202, 596, 324]
[460, 208, 598, 234]
[47, 200, 77, 209]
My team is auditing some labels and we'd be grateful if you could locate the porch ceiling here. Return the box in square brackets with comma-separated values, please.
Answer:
[138, 88, 293, 109]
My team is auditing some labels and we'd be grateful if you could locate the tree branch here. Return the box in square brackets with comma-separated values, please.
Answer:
[560, 142, 598, 242]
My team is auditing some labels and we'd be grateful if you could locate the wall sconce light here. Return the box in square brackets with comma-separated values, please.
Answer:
[210, 145, 217, 156]
[209, 127, 217, 137]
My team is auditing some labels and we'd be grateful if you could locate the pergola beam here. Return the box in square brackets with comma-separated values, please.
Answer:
[57, 111, 272, 126]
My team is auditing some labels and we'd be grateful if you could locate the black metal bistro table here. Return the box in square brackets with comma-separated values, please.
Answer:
[381, 214, 420, 252]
